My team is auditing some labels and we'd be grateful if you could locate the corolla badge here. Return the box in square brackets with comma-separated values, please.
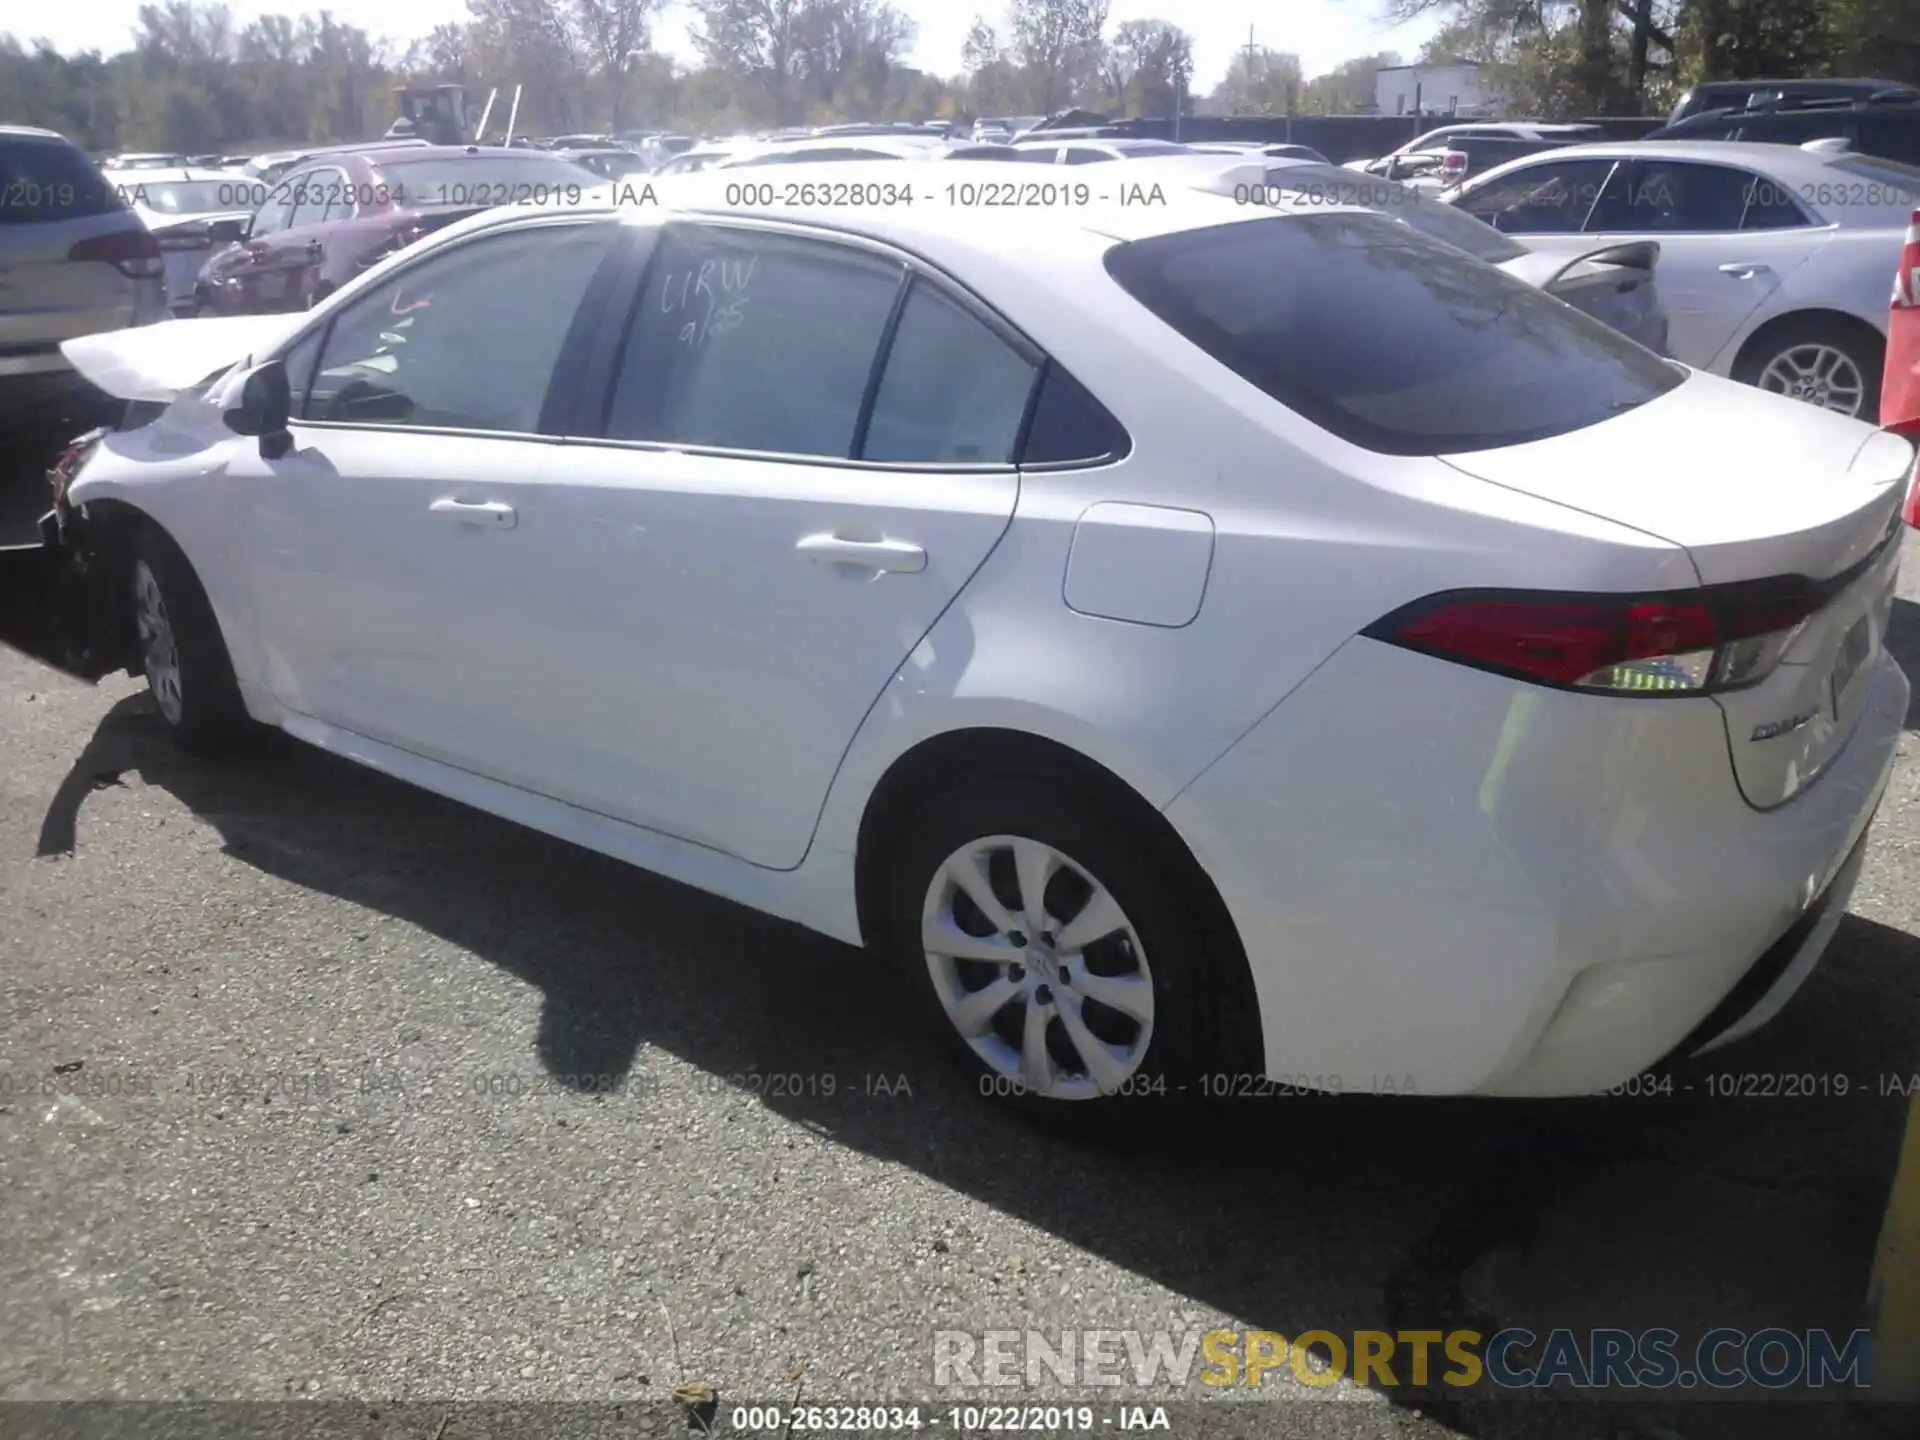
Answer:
[1751, 709, 1821, 742]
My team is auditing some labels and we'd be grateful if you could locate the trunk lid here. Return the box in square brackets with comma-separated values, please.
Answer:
[1441, 371, 1909, 808]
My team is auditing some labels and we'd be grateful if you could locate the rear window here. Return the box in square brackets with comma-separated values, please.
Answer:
[1103, 212, 1682, 457]
[0, 136, 120, 223]
[372, 154, 598, 206]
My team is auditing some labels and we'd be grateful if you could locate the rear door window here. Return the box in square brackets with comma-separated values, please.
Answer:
[605, 223, 905, 457]
[1608, 160, 1754, 232]
[1103, 212, 1682, 457]
[0, 136, 121, 222]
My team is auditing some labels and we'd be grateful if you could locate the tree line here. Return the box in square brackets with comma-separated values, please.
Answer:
[4, 0, 1918, 154]
[1388, 0, 1920, 117]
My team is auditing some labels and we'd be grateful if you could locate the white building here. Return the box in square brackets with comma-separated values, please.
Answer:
[1373, 61, 1501, 119]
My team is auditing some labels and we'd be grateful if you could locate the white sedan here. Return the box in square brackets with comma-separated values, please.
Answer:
[2, 181, 1907, 1120]
[100, 167, 257, 315]
[1449, 139, 1920, 418]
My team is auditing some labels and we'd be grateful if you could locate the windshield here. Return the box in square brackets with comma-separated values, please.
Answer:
[1243, 165, 1527, 264]
[1104, 212, 1681, 456]
[372, 154, 598, 206]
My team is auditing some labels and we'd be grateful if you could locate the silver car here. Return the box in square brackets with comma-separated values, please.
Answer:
[1186, 159, 1671, 354]
[0, 127, 167, 421]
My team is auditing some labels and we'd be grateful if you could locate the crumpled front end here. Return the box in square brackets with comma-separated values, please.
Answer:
[0, 428, 136, 683]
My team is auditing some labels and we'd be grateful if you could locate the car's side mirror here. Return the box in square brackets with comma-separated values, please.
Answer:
[208, 216, 249, 245]
[223, 360, 294, 459]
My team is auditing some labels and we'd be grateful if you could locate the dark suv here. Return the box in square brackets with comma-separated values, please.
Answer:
[1667, 78, 1917, 124]
[1649, 93, 1920, 166]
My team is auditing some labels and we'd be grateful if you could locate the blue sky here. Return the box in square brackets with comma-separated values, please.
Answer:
[11, 1, 1442, 85]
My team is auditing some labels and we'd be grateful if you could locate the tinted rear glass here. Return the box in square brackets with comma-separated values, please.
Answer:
[1250, 163, 1527, 263]
[1103, 212, 1682, 456]
[0, 136, 120, 222]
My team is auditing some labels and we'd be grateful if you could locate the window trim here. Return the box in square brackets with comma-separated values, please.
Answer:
[283, 213, 626, 442]
[578, 212, 1106, 474]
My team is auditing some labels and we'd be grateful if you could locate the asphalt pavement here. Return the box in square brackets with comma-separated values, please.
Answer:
[1, 424, 1917, 1440]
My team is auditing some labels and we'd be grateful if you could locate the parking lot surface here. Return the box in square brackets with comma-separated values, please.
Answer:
[2, 430, 1918, 1440]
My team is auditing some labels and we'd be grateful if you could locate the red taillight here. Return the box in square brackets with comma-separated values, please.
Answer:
[1370, 585, 1818, 695]
[68, 229, 163, 278]
[1906, 469, 1920, 529]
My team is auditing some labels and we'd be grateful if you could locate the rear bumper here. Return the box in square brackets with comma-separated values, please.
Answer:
[1163, 638, 1908, 1097]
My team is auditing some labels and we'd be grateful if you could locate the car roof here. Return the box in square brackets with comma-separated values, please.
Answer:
[0, 124, 67, 141]
[102, 167, 237, 185]
[1470, 137, 1871, 175]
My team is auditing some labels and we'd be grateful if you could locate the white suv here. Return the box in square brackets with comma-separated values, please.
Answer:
[0, 126, 166, 424]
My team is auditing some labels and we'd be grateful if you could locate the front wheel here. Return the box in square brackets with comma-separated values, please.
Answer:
[882, 777, 1257, 1128]
[131, 527, 250, 755]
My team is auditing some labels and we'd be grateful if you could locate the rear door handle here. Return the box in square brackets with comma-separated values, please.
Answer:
[795, 533, 926, 574]
[1720, 262, 1774, 279]
[430, 498, 517, 529]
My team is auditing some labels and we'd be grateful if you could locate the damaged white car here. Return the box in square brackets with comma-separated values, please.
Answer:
[0, 188, 1908, 1121]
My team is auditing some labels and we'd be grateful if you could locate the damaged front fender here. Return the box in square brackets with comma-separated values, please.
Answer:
[0, 435, 138, 683]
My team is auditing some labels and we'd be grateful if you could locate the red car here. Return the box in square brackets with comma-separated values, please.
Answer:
[193, 145, 601, 315]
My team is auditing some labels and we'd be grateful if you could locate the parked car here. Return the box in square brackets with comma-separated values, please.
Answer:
[102, 165, 257, 315]
[1449, 139, 1920, 417]
[6, 178, 1908, 1122]
[1649, 93, 1920, 167]
[1186, 142, 1332, 164]
[1005, 137, 1197, 164]
[243, 138, 433, 187]
[715, 135, 951, 167]
[1347, 122, 1603, 175]
[104, 151, 187, 170]
[0, 126, 165, 423]
[1168, 157, 1669, 353]
[654, 141, 753, 175]
[194, 145, 600, 316]
[1433, 134, 1588, 191]
[551, 146, 654, 182]
[1669, 78, 1918, 125]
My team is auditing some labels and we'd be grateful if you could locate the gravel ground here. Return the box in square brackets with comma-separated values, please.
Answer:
[1, 427, 1917, 1440]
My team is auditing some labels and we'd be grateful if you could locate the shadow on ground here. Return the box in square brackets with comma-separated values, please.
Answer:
[32, 695, 1920, 1440]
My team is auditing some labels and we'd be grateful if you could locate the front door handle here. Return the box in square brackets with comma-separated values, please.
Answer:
[1720, 262, 1774, 279]
[430, 498, 517, 529]
[795, 532, 926, 574]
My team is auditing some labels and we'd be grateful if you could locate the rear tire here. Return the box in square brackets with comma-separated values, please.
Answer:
[1735, 315, 1884, 420]
[131, 527, 249, 756]
[880, 771, 1258, 1135]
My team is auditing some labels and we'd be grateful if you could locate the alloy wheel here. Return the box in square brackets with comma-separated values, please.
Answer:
[133, 559, 184, 725]
[1757, 343, 1866, 416]
[921, 834, 1155, 1101]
